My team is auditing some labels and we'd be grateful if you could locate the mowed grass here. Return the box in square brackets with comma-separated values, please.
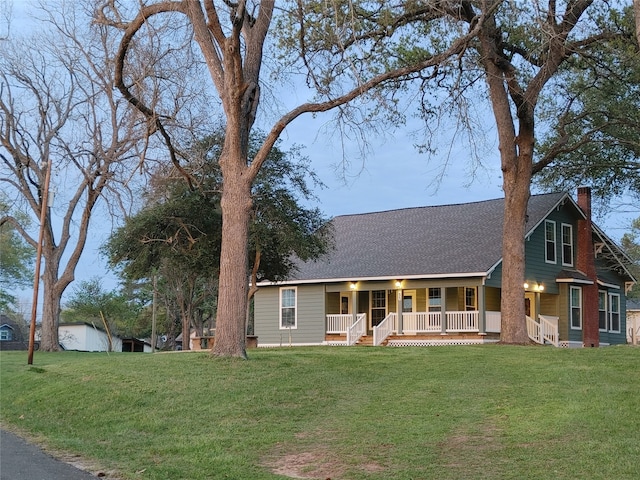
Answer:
[1, 346, 640, 479]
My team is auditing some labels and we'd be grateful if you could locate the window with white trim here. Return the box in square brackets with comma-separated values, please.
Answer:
[465, 287, 476, 311]
[598, 291, 607, 331]
[0, 328, 12, 341]
[570, 286, 582, 329]
[608, 293, 620, 333]
[279, 287, 297, 329]
[371, 290, 387, 326]
[545, 220, 556, 263]
[561, 223, 573, 266]
[428, 288, 442, 312]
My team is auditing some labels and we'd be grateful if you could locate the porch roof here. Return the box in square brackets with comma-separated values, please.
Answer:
[285, 192, 568, 283]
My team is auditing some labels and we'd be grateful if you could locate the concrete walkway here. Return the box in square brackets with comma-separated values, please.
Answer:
[0, 429, 99, 480]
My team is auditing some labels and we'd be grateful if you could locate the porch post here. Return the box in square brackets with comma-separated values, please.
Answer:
[351, 289, 358, 325]
[441, 286, 447, 335]
[478, 284, 486, 335]
[396, 289, 403, 335]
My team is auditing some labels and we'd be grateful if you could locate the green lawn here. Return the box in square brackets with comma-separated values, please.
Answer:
[1, 346, 639, 479]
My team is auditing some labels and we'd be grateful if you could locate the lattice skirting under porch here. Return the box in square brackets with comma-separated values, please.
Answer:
[387, 338, 500, 347]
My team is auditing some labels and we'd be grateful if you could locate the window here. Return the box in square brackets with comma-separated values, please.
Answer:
[608, 293, 620, 333]
[0, 328, 12, 341]
[279, 287, 297, 329]
[371, 290, 386, 327]
[340, 296, 349, 314]
[561, 223, 573, 266]
[598, 291, 607, 331]
[570, 286, 582, 329]
[545, 220, 556, 263]
[428, 288, 442, 312]
[465, 287, 476, 311]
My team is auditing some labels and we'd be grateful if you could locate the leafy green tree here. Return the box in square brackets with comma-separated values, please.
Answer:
[0, 199, 35, 312]
[534, 9, 640, 205]
[105, 132, 330, 349]
[62, 278, 149, 344]
[621, 218, 640, 300]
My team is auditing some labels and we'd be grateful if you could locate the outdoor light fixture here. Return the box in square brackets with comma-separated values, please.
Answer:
[395, 280, 402, 288]
[523, 283, 529, 289]
[537, 284, 545, 292]
[350, 282, 356, 289]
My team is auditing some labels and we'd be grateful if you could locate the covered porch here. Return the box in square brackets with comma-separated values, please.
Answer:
[323, 281, 559, 346]
[326, 311, 558, 346]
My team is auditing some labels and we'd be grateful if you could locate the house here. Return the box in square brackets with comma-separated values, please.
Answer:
[254, 188, 636, 348]
[57, 322, 123, 352]
[0, 314, 28, 351]
[627, 299, 640, 345]
[121, 337, 153, 352]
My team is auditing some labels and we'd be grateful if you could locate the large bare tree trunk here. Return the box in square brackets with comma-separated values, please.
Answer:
[500, 153, 532, 344]
[40, 281, 62, 351]
[213, 157, 252, 358]
[479, 14, 533, 344]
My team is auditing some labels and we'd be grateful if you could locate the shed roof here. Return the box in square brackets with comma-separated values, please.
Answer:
[286, 192, 569, 282]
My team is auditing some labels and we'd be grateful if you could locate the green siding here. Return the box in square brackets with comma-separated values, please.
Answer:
[557, 284, 571, 342]
[254, 285, 326, 346]
[523, 206, 580, 295]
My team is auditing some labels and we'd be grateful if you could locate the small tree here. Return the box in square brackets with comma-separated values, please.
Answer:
[0, 198, 35, 312]
[62, 278, 148, 340]
[621, 217, 640, 300]
[105, 131, 330, 349]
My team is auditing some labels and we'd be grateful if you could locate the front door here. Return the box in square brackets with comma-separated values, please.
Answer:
[403, 290, 416, 313]
[370, 290, 387, 330]
[525, 292, 536, 319]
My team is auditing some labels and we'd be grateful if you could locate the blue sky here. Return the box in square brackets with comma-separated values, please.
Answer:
[5, 0, 637, 312]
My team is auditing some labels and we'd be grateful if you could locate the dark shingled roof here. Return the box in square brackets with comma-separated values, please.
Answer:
[288, 192, 568, 282]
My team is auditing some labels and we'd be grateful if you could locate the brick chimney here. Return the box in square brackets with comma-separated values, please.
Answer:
[576, 187, 599, 347]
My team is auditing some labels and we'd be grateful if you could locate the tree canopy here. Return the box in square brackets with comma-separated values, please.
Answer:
[0, 198, 35, 312]
[534, 6, 640, 205]
[104, 131, 331, 348]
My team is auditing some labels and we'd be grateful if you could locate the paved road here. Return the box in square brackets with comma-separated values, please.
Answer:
[0, 429, 99, 480]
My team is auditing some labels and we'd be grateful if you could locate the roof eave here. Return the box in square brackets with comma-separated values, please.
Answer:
[257, 271, 490, 287]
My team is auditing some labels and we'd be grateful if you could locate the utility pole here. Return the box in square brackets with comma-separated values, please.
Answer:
[151, 274, 157, 353]
[28, 159, 52, 364]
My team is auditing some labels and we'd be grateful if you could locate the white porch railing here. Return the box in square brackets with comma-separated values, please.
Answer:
[446, 311, 479, 332]
[538, 315, 559, 347]
[346, 313, 367, 346]
[326, 314, 354, 334]
[373, 313, 396, 346]
[402, 312, 441, 333]
[486, 311, 501, 333]
[527, 315, 541, 343]
[527, 315, 559, 346]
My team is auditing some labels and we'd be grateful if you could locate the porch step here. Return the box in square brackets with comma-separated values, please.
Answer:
[356, 335, 374, 346]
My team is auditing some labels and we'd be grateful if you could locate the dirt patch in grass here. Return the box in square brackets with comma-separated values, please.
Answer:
[263, 432, 387, 480]
[267, 450, 342, 479]
[436, 422, 504, 472]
